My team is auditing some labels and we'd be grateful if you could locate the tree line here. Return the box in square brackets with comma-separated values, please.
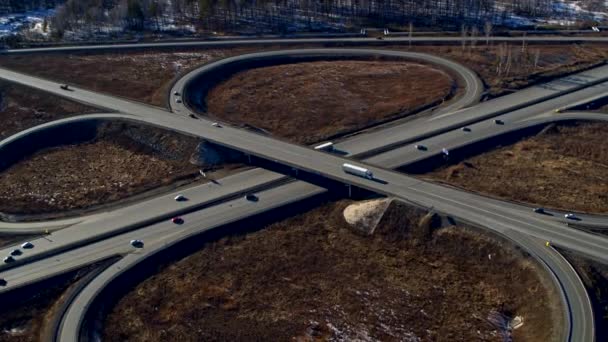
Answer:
[4, 0, 606, 40]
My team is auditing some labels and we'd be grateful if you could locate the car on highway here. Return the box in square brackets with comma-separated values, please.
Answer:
[3, 256, 14, 263]
[212, 122, 221, 127]
[60, 84, 70, 91]
[188, 113, 198, 119]
[10, 249, 21, 256]
[174, 194, 187, 202]
[461, 127, 471, 132]
[172, 217, 184, 224]
[245, 194, 259, 202]
[175, 98, 182, 104]
[174, 91, 180, 96]
[414, 144, 427, 151]
[130, 240, 144, 248]
[494, 119, 504, 125]
[21, 242, 33, 249]
[0, 278, 6, 286]
[564, 213, 578, 220]
[533, 207, 546, 214]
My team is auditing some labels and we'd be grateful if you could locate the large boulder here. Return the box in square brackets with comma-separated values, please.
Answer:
[343, 198, 392, 235]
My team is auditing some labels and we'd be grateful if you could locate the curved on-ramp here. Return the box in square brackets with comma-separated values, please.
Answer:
[170, 48, 483, 117]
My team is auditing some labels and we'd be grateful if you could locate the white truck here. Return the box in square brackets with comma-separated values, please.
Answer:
[314, 142, 334, 151]
[342, 163, 373, 179]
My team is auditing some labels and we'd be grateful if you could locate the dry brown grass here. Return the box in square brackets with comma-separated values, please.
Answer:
[423, 122, 608, 214]
[207, 60, 453, 144]
[0, 48, 260, 107]
[405, 43, 608, 97]
[0, 82, 97, 140]
[104, 200, 560, 342]
[0, 122, 204, 215]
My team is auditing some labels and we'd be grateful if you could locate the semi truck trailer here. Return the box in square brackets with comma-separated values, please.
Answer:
[342, 163, 373, 179]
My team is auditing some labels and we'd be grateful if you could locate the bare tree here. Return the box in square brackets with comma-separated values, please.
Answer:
[470, 26, 479, 52]
[484, 20, 493, 45]
[533, 49, 540, 71]
[408, 21, 413, 47]
[461, 24, 467, 53]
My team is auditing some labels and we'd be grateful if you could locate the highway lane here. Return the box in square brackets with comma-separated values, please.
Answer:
[0, 180, 324, 295]
[5, 35, 608, 55]
[0, 168, 289, 271]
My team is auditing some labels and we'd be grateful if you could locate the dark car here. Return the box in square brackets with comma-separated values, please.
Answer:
[130, 240, 144, 248]
[533, 207, 545, 214]
[172, 217, 184, 224]
[0, 278, 6, 287]
[245, 194, 258, 202]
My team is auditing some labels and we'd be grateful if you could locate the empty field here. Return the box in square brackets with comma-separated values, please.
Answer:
[420, 122, 608, 214]
[0, 122, 211, 217]
[206, 60, 453, 144]
[104, 200, 560, 341]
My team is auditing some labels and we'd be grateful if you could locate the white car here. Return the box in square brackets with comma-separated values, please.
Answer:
[564, 213, 578, 220]
[212, 122, 221, 127]
[21, 242, 33, 249]
[174, 194, 187, 201]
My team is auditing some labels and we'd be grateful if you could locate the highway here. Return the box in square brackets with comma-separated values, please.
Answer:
[5, 35, 608, 55]
[0, 42, 606, 341]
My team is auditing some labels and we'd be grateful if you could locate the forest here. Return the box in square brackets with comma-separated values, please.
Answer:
[2, 0, 605, 39]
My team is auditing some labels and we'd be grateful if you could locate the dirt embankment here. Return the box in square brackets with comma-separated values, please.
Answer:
[0, 122, 207, 216]
[206, 60, 454, 144]
[104, 200, 560, 341]
[421, 122, 608, 214]
[0, 260, 110, 342]
[561, 249, 608, 341]
[0, 82, 97, 140]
